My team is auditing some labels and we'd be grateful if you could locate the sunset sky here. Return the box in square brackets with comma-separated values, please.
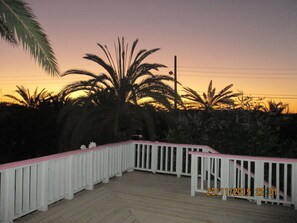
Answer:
[1, 0, 297, 111]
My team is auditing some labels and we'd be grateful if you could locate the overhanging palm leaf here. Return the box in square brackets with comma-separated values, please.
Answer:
[0, 17, 17, 43]
[0, 0, 59, 76]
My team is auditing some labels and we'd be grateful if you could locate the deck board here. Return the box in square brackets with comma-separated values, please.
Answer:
[15, 171, 297, 223]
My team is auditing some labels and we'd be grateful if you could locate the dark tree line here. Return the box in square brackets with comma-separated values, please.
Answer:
[0, 39, 295, 164]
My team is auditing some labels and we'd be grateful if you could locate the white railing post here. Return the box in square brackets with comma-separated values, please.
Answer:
[191, 154, 198, 196]
[1, 169, 15, 223]
[203, 156, 207, 181]
[220, 158, 229, 201]
[292, 163, 297, 210]
[128, 142, 135, 172]
[254, 160, 264, 205]
[86, 151, 94, 190]
[103, 148, 109, 183]
[229, 160, 234, 188]
[116, 146, 123, 177]
[176, 146, 183, 177]
[128, 142, 136, 172]
[38, 161, 49, 211]
[151, 144, 158, 173]
[65, 155, 74, 199]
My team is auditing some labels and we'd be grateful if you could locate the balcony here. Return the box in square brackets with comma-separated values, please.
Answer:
[0, 141, 297, 222]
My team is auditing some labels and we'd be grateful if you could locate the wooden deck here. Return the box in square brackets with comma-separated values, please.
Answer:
[15, 171, 297, 223]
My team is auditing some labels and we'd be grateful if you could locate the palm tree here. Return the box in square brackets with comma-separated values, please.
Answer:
[0, 0, 59, 76]
[236, 91, 265, 111]
[183, 80, 240, 111]
[265, 100, 289, 115]
[61, 38, 180, 143]
[62, 38, 178, 108]
[5, 85, 51, 108]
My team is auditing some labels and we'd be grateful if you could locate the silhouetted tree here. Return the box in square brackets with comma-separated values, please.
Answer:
[183, 80, 240, 111]
[60, 38, 181, 146]
[5, 85, 51, 108]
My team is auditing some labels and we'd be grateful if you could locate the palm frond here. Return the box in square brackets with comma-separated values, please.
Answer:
[0, 0, 59, 76]
[62, 69, 98, 79]
[128, 39, 138, 68]
[0, 16, 17, 44]
[182, 87, 204, 105]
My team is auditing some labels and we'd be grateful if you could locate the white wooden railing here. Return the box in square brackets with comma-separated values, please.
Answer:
[133, 141, 218, 177]
[190, 152, 297, 209]
[1, 140, 296, 222]
[0, 141, 134, 223]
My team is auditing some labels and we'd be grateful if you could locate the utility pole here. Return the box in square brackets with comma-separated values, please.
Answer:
[169, 56, 178, 111]
[174, 55, 177, 111]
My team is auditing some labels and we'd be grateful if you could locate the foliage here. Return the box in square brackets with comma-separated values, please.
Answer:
[183, 80, 240, 111]
[235, 91, 266, 111]
[0, 102, 60, 163]
[0, 0, 59, 75]
[59, 38, 181, 147]
[264, 100, 289, 115]
[5, 85, 51, 108]
[165, 110, 297, 158]
[62, 38, 180, 109]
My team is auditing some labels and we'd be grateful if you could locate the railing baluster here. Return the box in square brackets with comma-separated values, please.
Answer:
[170, 147, 174, 172]
[54, 160, 59, 200]
[66, 156, 74, 200]
[207, 157, 211, 188]
[23, 167, 30, 212]
[255, 160, 264, 205]
[185, 148, 189, 174]
[176, 147, 182, 177]
[165, 146, 169, 172]
[200, 157, 204, 191]
[240, 161, 244, 193]
[248, 161, 251, 191]
[142, 145, 145, 169]
[268, 162, 272, 199]
[160, 146, 164, 171]
[191, 155, 198, 196]
[220, 158, 229, 201]
[2, 169, 15, 223]
[15, 168, 22, 215]
[276, 163, 280, 201]
[151, 144, 158, 173]
[284, 163, 288, 202]
[292, 163, 297, 209]
[87, 151, 94, 190]
[30, 165, 37, 209]
[137, 145, 140, 169]
[146, 146, 150, 170]
[233, 160, 236, 188]
[214, 158, 218, 188]
[38, 161, 49, 211]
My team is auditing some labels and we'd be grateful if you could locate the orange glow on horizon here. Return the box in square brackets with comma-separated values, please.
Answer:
[1, 1, 297, 113]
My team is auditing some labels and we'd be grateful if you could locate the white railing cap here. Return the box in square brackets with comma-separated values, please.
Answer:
[133, 140, 219, 153]
[189, 151, 297, 163]
[0, 140, 133, 171]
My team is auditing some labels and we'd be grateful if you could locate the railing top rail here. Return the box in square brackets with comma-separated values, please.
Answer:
[0, 140, 133, 171]
[133, 140, 219, 154]
[189, 151, 297, 163]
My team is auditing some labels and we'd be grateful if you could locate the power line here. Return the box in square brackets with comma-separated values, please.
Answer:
[168, 65, 297, 71]
[178, 70, 297, 75]
[177, 90, 297, 100]
[178, 74, 297, 80]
